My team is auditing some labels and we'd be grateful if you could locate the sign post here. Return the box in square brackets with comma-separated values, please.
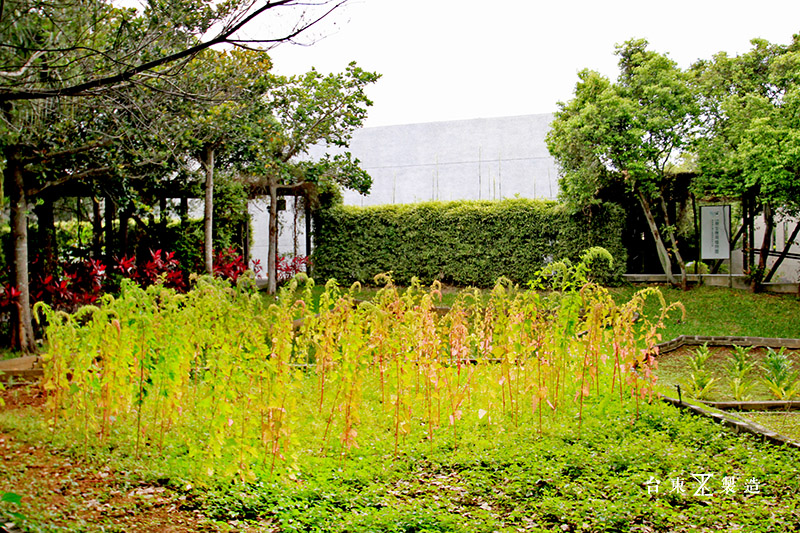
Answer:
[700, 205, 732, 286]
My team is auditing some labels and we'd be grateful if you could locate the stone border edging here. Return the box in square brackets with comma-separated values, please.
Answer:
[0, 355, 43, 383]
[660, 394, 800, 450]
[0, 368, 43, 382]
[700, 400, 800, 411]
[622, 274, 799, 294]
[656, 336, 800, 449]
[656, 335, 800, 355]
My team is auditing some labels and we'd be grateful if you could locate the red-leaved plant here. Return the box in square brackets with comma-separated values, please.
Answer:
[7, 246, 258, 320]
[138, 250, 186, 290]
[0, 283, 21, 311]
[276, 255, 311, 283]
[213, 248, 247, 283]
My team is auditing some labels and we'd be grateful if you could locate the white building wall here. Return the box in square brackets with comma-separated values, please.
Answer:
[752, 214, 800, 282]
[248, 114, 560, 273]
[341, 114, 558, 206]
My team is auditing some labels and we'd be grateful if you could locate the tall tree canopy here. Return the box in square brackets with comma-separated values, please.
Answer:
[547, 39, 697, 288]
[0, 0, 345, 102]
[1, 0, 350, 351]
[692, 35, 800, 287]
[168, 50, 379, 291]
[233, 62, 379, 293]
[169, 49, 275, 274]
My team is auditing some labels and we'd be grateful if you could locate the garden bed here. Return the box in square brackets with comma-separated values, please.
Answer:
[655, 341, 800, 402]
[4, 279, 800, 532]
[654, 337, 800, 441]
[5, 381, 800, 533]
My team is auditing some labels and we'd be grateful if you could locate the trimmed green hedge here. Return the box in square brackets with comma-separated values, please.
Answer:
[312, 199, 626, 287]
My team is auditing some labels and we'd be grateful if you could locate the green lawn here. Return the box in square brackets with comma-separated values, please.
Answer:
[609, 284, 800, 341]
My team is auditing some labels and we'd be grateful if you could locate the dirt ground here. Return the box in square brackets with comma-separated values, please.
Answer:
[0, 383, 261, 533]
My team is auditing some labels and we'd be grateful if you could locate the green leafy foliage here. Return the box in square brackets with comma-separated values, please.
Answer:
[547, 39, 697, 286]
[312, 199, 626, 287]
[34, 263, 678, 484]
[727, 345, 756, 401]
[11, 273, 800, 530]
[691, 36, 800, 285]
[760, 347, 800, 400]
[0, 491, 25, 525]
[683, 344, 717, 400]
[1, 492, 21, 505]
[170, 399, 800, 530]
[579, 246, 618, 286]
[692, 36, 800, 217]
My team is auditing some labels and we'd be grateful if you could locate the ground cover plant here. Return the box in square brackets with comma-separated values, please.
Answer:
[3, 270, 800, 531]
[743, 411, 800, 441]
[5, 380, 800, 531]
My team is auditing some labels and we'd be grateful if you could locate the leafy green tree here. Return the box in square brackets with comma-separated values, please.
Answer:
[0, 0, 346, 103]
[169, 49, 274, 273]
[547, 39, 697, 288]
[0, 0, 350, 351]
[235, 62, 380, 293]
[692, 36, 800, 288]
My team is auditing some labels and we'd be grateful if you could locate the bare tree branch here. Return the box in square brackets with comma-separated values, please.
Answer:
[0, 0, 347, 102]
[0, 49, 45, 78]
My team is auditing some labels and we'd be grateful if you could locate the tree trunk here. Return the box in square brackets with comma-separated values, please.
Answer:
[179, 196, 189, 228]
[745, 192, 756, 272]
[658, 195, 688, 290]
[751, 202, 774, 292]
[158, 195, 168, 236]
[92, 197, 103, 259]
[305, 195, 312, 276]
[119, 208, 130, 258]
[4, 149, 35, 353]
[635, 189, 676, 285]
[34, 196, 57, 281]
[242, 218, 250, 267]
[104, 196, 116, 264]
[203, 145, 214, 274]
[267, 178, 279, 294]
[764, 220, 800, 283]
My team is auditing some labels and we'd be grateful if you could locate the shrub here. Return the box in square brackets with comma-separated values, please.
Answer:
[683, 344, 716, 400]
[312, 199, 626, 287]
[277, 254, 310, 284]
[727, 345, 756, 401]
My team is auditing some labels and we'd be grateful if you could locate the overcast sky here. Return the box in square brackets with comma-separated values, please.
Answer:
[260, 0, 800, 128]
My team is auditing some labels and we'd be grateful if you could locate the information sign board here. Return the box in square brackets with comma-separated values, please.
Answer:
[700, 205, 731, 260]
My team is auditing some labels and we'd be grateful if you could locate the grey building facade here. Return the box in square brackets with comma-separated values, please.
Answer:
[249, 113, 560, 269]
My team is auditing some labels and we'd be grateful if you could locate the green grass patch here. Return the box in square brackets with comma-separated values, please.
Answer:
[654, 345, 800, 401]
[610, 284, 800, 341]
[744, 411, 800, 441]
